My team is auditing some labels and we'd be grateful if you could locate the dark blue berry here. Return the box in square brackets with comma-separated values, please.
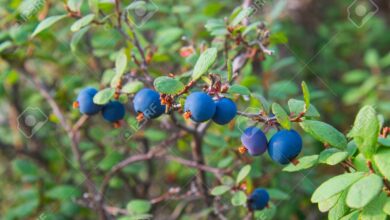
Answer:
[240, 127, 268, 156]
[212, 98, 237, 125]
[248, 188, 269, 210]
[184, 92, 216, 122]
[268, 129, 302, 165]
[76, 87, 103, 115]
[133, 88, 165, 119]
[102, 101, 125, 122]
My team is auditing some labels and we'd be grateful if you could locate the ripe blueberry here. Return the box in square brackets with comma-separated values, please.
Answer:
[184, 92, 216, 122]
[240, 127, 268, 156]
[248, 188, 269, 211]
[102, 101, 125, 123]
[133, 88, 165, 119]
[74, 87, 103, 115]
[212, 98, 237, 125]
[268, 129, 302, 165]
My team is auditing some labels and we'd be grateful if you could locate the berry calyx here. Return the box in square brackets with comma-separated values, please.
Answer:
[240, 127, 268, 156]
[102, 101, 125, 123]
[212, 98, 237, 125]
[238, 146, 248, 154]
[73, 101, 79, 109]
[184, 92, 216, 122]
[75, 87, 103, 115]
[268, 129, 302, 165]
[183, 111, 192, 120]
[247, 188, 269, 211]
[133, 88, 165, 119]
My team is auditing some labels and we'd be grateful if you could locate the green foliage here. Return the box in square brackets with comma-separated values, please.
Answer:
[192, 48, 218, 80]
[0, 0, 389, 219]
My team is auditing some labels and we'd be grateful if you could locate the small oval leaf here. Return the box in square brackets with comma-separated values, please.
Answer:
[236, 164, 251, 185]
[231, 191, 247, 206]
[93, 88, 115, 105]
[122, 81, 144, 94]
[272, 103, 291, 130]
[228, 84, 251, 95]
[311, 172, 365, 203]
[71, 14, 95, 32]
[154, 76, 184, 95]
[192, 48, 218, 80]
[31, 15, 67, 38]
[300, 120, 347, 149]
[211, 185, 230, 196]
[283, 155, 319, 172]
[346, 174, 383, 209]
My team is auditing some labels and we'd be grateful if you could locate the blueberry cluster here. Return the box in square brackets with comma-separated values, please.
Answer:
[184, 92, 237, 125]
[74, 87, 125, 124]
[241, 127, 302, 165]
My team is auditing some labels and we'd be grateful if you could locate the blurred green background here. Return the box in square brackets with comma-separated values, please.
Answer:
[0, 0, 389, 219]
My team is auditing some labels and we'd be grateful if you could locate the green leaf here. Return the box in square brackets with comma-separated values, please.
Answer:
[155, 27, 183, 46]
[364, 49, 379, 68]
[319, 148, 349, 166]
[126, 200, 151, 214]
[46, 185, 81, 200]
[67, 0, 83, 11]
[288, 99, 320, 118]
[340, 211, 359, 220]
[272, 103, 291, 130]
[231, 191, 247, 206]
[301, 81, 310, 110]
[283, 155, 318, 172]
[318, 193, 340, 212]
[236, 164, 251, 185]
[383, 198, 390, 215]
[93, 88, 115, 105]
[348, 106, 379, 159]
[311, 172, 365, 203]
[346, 174, 383, 208]
[0, 41, 12, 53]
[154, 76, 184, 95]
[254, 202, 276, 220]
[115, 50, 127, 76]
[253, 93, 270, 113]
[373, 148, 390, 180]
[300, 120, 347, 149]
[192, 48, 217, 80]
[122, 81, 144, 94]
[12, 159, 39, 182]
[88, 0, 99, 14]
[231, 7, 255, 26]
[98, 152, 123, 170]
[71, 26, 90, 52]
[71, 14, 95, 32]
[228, 84, 250, 95]
[267, 188, 290, 200]
[328, 191, 349, 220]
[227, 58, 232, 82]
[31, 15, 67, 37]
[210, 185, 230, 196]
[360, 192, 387, 220]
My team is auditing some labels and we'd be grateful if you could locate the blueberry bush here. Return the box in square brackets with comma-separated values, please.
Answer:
[0, 0, 390, 219]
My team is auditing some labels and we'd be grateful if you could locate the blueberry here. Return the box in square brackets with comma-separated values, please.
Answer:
[268, 129, 302, 165]
[184, 92, 216, 122]
[133, 88, 165, 119]
[102, 101, 125, 122]
[248, 188, 269, 210]
[212, 98, 237, 125]
[240, 127, 268, 156]
[75, 87, 103, 115]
